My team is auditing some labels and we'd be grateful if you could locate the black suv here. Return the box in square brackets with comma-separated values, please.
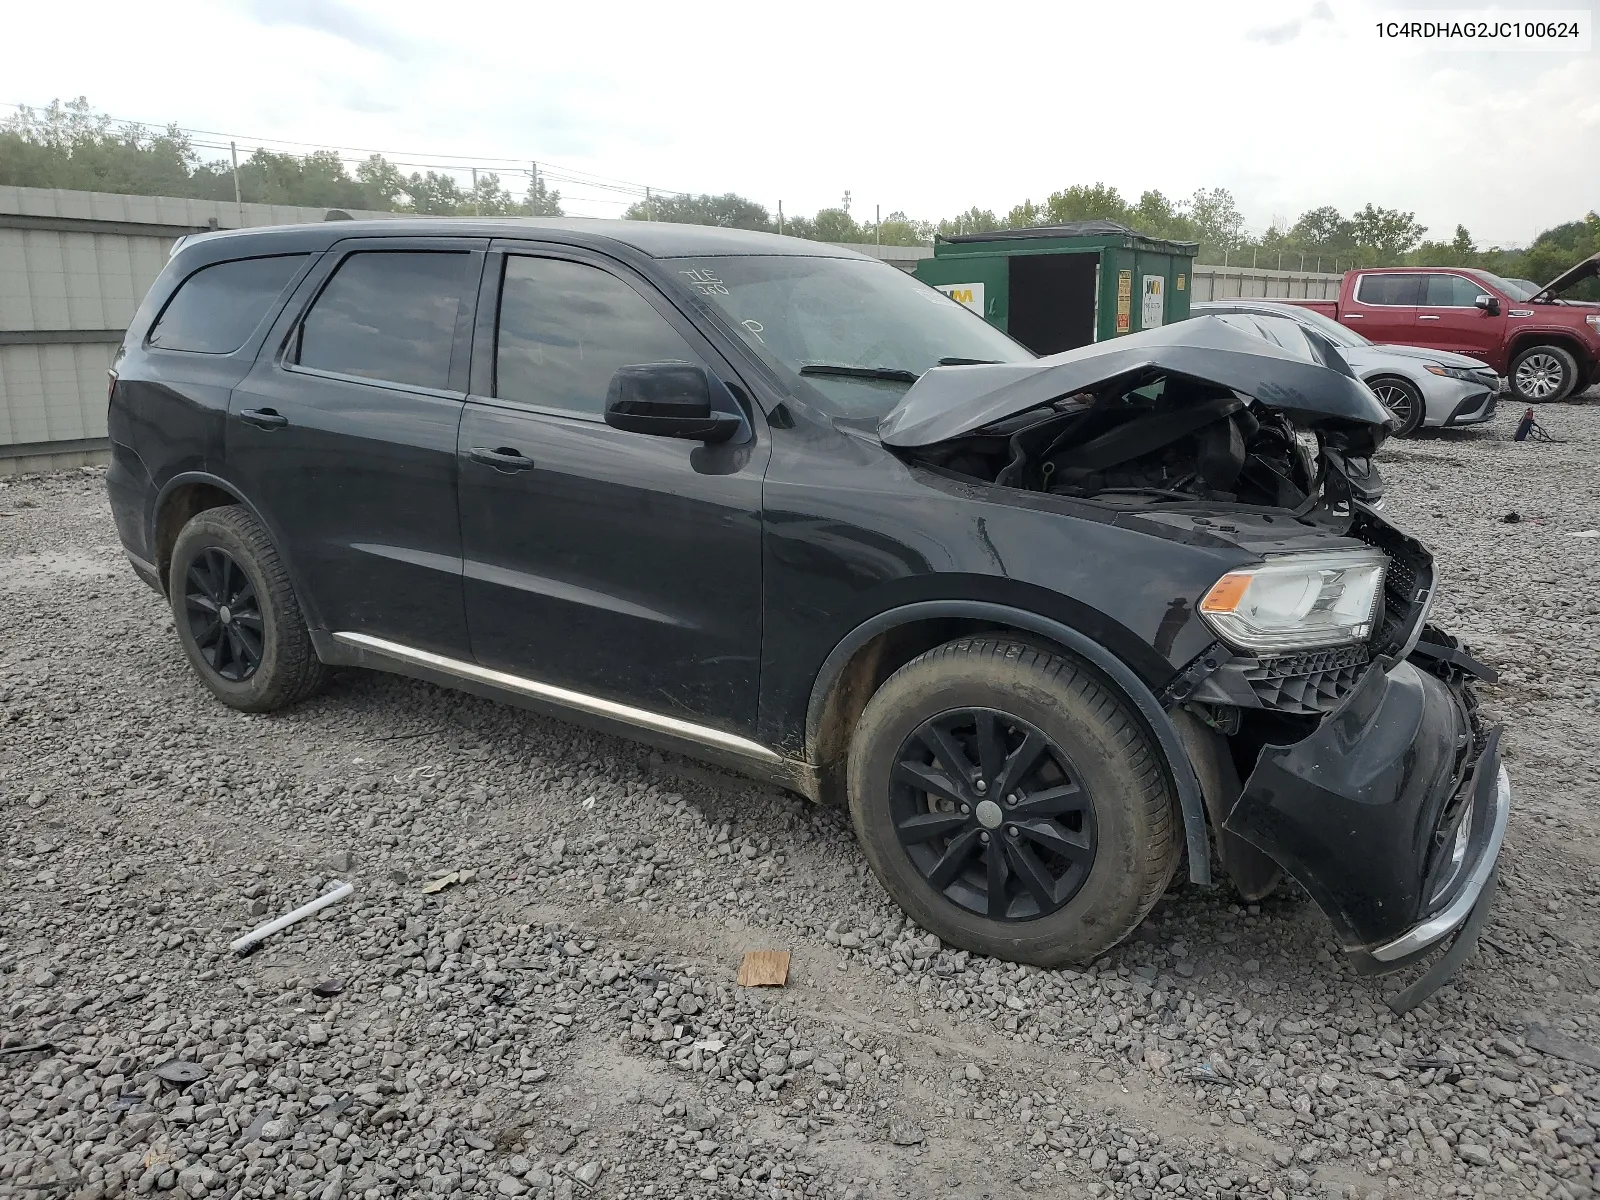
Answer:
[107, 219, 1509, 1000]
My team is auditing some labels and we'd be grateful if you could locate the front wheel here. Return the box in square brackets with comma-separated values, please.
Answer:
[1510, 345, 1579, 403]
[169, 506, 328, 712]
[1367, 376, 1425, 436]
[846, 637, 1181, 967]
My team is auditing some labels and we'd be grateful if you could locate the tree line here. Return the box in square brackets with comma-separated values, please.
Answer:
[4, 98, 1595, 286]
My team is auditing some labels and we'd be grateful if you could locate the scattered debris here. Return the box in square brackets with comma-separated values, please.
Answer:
[155, 1060, 207, 1085]
[0, 1042, 53, 1057]
[228, 880, 354, 954]
[1568, 530, 1599, 539]
[1525, 1023, 1600, 1070]
[1515, 407, 1565, 443]
[1502, 512, 1522, 524]
[311, 978, 345, 998]
[421, 871, 460, 894]
[737, 950, 791, 987]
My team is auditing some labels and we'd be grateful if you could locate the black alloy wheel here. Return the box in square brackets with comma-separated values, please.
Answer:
[184, 547, 264, 682]
[891, 708, 1097, 922]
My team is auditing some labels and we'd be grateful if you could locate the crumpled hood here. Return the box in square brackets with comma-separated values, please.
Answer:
[879, 317, 1392, 448]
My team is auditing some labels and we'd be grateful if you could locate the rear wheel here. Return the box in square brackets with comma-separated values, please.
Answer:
[1367, 376, 1424, 436]
[1510, 345, 1579, 403]
[846, 637, 1181, 966]
[169, 506, 327, 712]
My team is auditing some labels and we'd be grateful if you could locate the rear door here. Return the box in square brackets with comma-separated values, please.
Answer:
[1346, 273, 1422, 345]
[227, 238, 485, 655]
[457, 244, 768, 731]
[1416, 272, 1505, 359]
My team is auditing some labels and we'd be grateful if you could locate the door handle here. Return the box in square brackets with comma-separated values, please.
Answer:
[469, 446, 536, 472]
[240, 408, 288, 429]
[1418, 314, 1441, 320]
[1342, 313, 1363, 319]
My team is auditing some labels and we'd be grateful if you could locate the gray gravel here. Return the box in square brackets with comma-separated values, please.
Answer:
[2, 398, 1599, 1200]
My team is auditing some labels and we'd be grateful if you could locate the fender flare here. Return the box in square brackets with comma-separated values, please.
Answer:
[805, 600, 1212, 885]
[148, 471, 326, 631]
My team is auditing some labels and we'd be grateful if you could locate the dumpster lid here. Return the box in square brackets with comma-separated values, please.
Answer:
[938, 220, 1199, 253]
[877, 316, 1390, 447]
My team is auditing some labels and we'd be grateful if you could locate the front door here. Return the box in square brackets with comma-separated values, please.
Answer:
[227, 239, 484, 655]
[457, 247, 768, 731]
[1415, 273, 1506, 359]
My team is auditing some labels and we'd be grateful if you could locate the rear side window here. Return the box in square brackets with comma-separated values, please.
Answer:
[1424, 274, 1486, 307]
[297, 251, 469, 390]
[1355, 274, 1423, 306]
[148, 255, 308, 354]
[495, 256, 700, 417]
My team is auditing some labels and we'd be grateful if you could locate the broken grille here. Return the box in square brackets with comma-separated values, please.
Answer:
[1242, 644, 1371, 714]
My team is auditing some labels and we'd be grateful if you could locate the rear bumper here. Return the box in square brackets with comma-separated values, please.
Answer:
[1225, 651, 1508, 966]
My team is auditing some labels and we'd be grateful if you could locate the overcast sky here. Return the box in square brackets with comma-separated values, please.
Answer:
[6, 0, 1596, 245]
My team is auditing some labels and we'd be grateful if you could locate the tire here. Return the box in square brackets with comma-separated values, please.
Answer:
[846, 636, 1181, 967]
[1510, 344, 1579, 403]
[169, 505, 328, 712]
[1366, 376, 1425, 437]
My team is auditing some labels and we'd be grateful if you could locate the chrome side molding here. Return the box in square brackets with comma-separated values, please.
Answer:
[331, 631, 782, 764]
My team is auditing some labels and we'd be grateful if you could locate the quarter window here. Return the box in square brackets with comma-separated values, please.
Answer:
[297, 251, 470, 390]
[495, 256, 700, 417]
[1354, 274, 1424, 306]
[1424, 274, 1488, 307]
[149, 255, 308, 354]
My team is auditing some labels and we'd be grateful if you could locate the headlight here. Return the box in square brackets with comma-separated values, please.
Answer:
[1199, 550, 1388, 652]
[1424, 364, 1480, 381]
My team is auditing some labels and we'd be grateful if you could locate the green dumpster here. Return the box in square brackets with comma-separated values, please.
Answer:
[913, 220, 1197, 355]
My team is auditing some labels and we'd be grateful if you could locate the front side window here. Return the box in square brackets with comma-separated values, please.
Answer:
[297, 251, 469, 390]
[1424, 274, 1486, 307]
[149, 255, 308, 354]
[1354, 274, 1423, 306]
[495, 257, 701, 417]
[664, 255, 1034, 416]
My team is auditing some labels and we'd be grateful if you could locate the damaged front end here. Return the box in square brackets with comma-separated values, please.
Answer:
[881, 319, 1509, 1005]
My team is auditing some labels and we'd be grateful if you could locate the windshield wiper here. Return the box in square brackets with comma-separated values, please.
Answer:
[937, 356, 1001, 366]
[800, 364, 920, 383]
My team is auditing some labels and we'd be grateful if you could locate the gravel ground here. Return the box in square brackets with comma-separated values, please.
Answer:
[2, 399, 1599, 1200]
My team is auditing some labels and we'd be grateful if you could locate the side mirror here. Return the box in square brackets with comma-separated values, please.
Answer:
[604, 362, 743, 444]
[1475, 294, 1501, 315]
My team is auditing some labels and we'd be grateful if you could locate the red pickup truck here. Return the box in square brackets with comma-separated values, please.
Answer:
[1288, 254, 1600, 403]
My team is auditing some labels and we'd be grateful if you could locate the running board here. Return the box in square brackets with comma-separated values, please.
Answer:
[330, 631, 785, 766]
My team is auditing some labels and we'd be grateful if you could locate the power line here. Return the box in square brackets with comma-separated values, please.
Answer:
[0, 100, 690, 201]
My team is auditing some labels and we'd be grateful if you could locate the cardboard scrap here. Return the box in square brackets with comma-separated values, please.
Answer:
[1526, 1023, 1600, 1070]
[737, 950, 791, 988]
[421, 871, 460, 894]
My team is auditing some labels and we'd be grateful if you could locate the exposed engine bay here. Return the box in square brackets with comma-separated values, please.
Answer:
[904, 376, 1387, 521]
[876, 315, 1395, 531]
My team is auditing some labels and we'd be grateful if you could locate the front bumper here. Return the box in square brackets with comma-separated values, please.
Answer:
[1443, 389, 1497, 427]
[1224, 648, 1509, 965]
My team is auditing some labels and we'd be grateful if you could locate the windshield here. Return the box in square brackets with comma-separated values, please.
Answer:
[1468, 270, 1534, 301]
[664, 255, 1034, 415]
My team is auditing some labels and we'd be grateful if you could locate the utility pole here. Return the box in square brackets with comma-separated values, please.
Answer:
[229, 141, 243, 226]
[778, 201, 784, 236]
[843, 189, 851, 215]
[530, 162, 538, 213]
[876, 204, 881, 255]
[471, 167, 480, 216]
[646, 187, 654, 221]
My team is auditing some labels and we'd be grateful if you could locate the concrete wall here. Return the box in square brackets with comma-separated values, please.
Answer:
[0, 186, 395, 474]
[1189, 265, 1343, 302]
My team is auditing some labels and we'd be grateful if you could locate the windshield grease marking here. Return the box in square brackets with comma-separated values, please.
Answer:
[680, 268, 730, 296]
[741, 319, 766, 344]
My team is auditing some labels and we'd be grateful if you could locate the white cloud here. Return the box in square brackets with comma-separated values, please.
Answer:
[4, 0, 1595, 241]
